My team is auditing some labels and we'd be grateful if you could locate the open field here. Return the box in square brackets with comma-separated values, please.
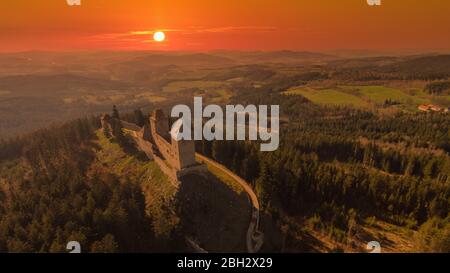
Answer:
[63, 91, 168, 106]
[344, 85, 450, 110]
[135, 92, 167, 103]
[208, 89, 234, 103]
[285, 85, 450, 111]
[162, 80, 225, 93]
[352, 86, 423, 104]
[162, 80, 233, 103]
[284, 87, 371, 108]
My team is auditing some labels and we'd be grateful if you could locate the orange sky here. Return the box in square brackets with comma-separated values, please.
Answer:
[0, 0, 449, 52]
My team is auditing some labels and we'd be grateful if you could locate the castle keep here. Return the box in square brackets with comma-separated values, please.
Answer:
[149, 109, 197, 171]
[102, 109, 206, 181]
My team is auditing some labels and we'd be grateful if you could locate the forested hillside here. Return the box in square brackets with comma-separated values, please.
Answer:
[197, 88, 450, 252]
[0, 117, 172, 252]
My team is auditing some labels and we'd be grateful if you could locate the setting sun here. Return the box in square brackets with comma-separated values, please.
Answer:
[153, 31, 166, 42]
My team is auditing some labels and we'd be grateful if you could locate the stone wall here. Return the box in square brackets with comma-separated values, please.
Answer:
[150, 109, 197, 171]
[121, 120, 141, 131]
[153, 155, 179, 182]
[100, 109, 207, 182]
[133, 136, 154, 160]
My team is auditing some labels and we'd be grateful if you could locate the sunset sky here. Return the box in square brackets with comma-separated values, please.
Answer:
[0, 0, 449, 52]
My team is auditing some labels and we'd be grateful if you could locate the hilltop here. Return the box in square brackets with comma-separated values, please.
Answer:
[0, 116, 258, 252]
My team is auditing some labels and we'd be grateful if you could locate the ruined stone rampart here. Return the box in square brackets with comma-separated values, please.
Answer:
[101, 109, 207, 182]
[150, 109, 198, 172]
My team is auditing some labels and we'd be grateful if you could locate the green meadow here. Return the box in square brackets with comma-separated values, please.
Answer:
[284, 87, 371, 108]
[162, 80, 233, 103]
[162, 80, 224, 93]
[209, 89, 233, 103]
[355, 86, 414, 104]
[284, 85, 449, 111]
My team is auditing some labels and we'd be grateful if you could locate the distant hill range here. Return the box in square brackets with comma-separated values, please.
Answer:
[0, 74, 130, 95]
[110, 53, 236, 69]
[382, 55, 450, 75]
[328, 54, 450, 79]
[216, 50, 337, 65]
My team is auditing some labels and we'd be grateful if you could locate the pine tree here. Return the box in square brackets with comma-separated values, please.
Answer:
[255, 161, 273, 210]
[112, 105, 120, 119]
[111, 119, 127, 147]
[90, 234, 119, 253]
[134, 109, 146, 127]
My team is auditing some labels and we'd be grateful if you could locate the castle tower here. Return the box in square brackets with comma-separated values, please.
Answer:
[171, 139, 196, 170]
[140, 123, 152, 141]
[100, 114, 111, 129]
[170, 118, 196, 170]
[150, 109, 170, 141]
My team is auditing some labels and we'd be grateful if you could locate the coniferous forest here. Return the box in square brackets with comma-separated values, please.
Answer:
[1, 88, 449, 252]
[197, 87, 450, 252]
[0, 117, 168, 252]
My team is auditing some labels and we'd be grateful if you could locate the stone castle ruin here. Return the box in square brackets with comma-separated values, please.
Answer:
[101, 109, 207, 182]
[149, 109, 197, 171]
[101, 108, 263, 253]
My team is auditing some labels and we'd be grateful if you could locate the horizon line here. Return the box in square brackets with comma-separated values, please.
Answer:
[0, 48, 449, 54]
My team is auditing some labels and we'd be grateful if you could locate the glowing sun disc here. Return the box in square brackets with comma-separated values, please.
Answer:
[153, 31, 166, 42]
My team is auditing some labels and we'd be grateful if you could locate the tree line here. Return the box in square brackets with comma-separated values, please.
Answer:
[0, 115, 173, 252]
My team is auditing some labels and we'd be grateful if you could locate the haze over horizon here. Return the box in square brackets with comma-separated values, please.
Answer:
[1, 0, 449, 52]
